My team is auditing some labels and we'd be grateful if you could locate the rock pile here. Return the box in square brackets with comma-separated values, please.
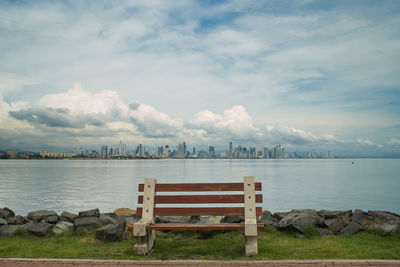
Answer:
[0, 207, 139, 241]
[0, 207, 399, 241]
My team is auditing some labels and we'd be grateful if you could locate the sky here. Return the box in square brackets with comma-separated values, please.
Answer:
[0, 0, 399, 156]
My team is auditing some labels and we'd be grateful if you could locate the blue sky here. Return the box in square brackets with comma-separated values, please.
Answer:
[0, 0, 399, 156]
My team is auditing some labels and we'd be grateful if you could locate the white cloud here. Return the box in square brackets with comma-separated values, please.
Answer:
[191, 105, 260, 139]
[386, 138, 400, 146]
[357, 138, 374, 146]
[39, 83, 127, 115]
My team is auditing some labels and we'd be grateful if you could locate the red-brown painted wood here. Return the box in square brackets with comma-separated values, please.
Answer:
[138, 182, 262, 192]
[137, 194, 263, 204]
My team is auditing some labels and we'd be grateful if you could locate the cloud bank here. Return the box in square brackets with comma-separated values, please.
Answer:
[0, 84, 397, 156]
[0, 1, 399, 155]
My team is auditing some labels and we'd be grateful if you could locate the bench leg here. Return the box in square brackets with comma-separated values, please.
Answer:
[134, 230, 156, 255]
[245, 236, 258, 256]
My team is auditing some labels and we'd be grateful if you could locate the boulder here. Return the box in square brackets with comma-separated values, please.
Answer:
[7, 216, 28, 225]
[318, 210, 352, 225]
[274, 211, 291, 220]
[0, 207, 15, 220]
[28, 222, 52, 237]
[193, 216, 222, 224]
[324, 218, 347, 233]
[155, 216, 191, 223]
[278, 210, 324, 233]
[260, 211, 278, 228]
[316, 227, 334, 236]
[125, 215, 139, 226]
[341, 221, 364, 235]
[78, 208, 100, 218]
[74, 217, 103, 231]
[95, 221, 125, 242]
[100, 214, 117, 225]
[0, 218, 7, 225]
[376, 221, 400, 233]
[221, 215, 244, 223]
[41, 215, 59, 224]
[114, 208, 136, 217]
[368, 211, 400, 222]
[351, 209, 367, 225]
[53, 221, 73, 234]
[27, 210, 57, 222]
[0, 223, 32, 237]
[60, 211, 78, 222]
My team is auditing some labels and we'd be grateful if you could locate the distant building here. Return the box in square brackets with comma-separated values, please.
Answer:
[39, 152, 76, 158]
[7, 151, 17, 158]
[101, 145, 108, 157]
[209, 146, 215, 158]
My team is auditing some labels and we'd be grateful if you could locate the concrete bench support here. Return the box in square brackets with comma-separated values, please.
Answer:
[244, 176, 258, 256]
[133, 178, 156, 255]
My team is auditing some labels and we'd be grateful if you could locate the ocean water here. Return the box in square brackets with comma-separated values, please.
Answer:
[0, 158, 399, 216]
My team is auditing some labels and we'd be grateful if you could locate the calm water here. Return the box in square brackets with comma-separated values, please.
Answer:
[0, 159, 399, 216]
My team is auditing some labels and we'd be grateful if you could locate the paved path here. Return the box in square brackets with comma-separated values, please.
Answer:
[1, 259, 399, 267]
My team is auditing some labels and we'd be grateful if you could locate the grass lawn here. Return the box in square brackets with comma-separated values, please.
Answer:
[0, 227, 399, 260]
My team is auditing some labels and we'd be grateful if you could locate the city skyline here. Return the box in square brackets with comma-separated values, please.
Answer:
[3, 140, 335, 159]
[0, 1, 399, 157]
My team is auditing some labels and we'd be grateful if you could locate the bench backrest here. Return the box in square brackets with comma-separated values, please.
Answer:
[136, 177, 263, 217]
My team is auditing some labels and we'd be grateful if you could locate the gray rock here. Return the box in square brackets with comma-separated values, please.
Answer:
[324, 218, 346, 233]
[27, 210, 57, 222]
[74, 216, 103, 231]
[28, 222, 52, 237]
[53, 221, 73, 234]
[100, 214, 117, 225]
[278, 210, 324, 233]
[316, 227, 334, 236]
[78, 208, 100, 218]
[155, 216, 191, 223]
[368, 211, 400, 222]
[41, 215, 59, 224]
[7, 216, 28, 225]
[260, 211, 278, 227]
[95, 221, 125, 242]
[341, 221, 364, 235]
[0, 223, 32, 237]
[221, 215, 244, 223]
[196, 216, 223, 224]
[60, 211, 78, 222]
[318, 210, 352, 226]
[273, 211, 291, 220]
[0, 218, 7, 225]
[376, 221, 400, 233]
[351, 209, 367, 225]
[0, 207, 15, 220]
[125, 216, 139, 226]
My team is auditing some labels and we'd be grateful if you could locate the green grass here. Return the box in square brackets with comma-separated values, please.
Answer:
[0, 227, 399, 260]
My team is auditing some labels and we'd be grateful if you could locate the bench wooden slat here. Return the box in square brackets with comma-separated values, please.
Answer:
[136, 207, 262, 216]
[138, 182, 262, 192]
[138, 194, 263, 204]
[127, 223, 264, 231]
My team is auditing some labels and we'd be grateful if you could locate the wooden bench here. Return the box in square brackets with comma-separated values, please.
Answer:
[130, 176, 264, 256]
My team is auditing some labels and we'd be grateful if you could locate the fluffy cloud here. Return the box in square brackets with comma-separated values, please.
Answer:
[9, 107, 104, 128]
[129, 103, 183, 138]
[39, 83, 127, 116]
[190, 105, 260, 139]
